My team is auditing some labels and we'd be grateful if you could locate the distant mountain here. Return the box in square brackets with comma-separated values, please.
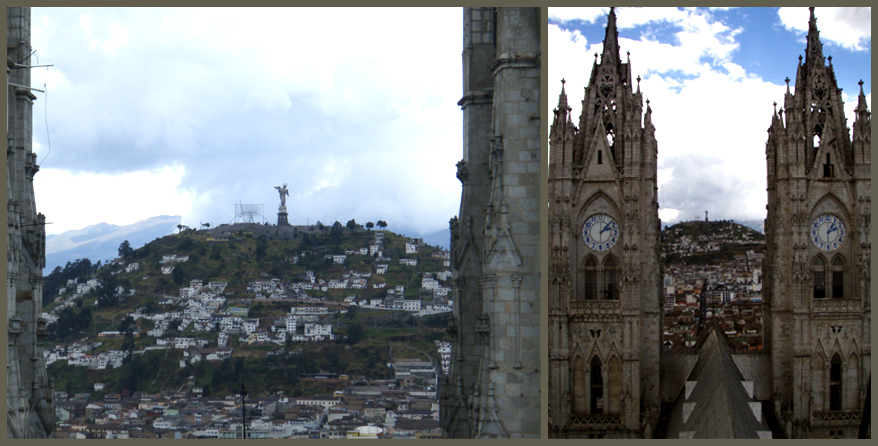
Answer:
[419, 228, 451, 250]
[45, 215, 181, 272]
[733, 220, 765, 234]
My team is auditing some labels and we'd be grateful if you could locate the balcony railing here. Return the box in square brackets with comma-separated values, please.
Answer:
[811, 410, 862, 427]
[569, 413, 622, 428]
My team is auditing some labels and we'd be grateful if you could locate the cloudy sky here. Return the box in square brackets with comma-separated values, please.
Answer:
[29, 8, 463, 238]
[549, 7, 871, 225]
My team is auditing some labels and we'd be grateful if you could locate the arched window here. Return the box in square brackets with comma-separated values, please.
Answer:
[584, 257, 598, 300]
[590, 356, 604, 414]
[603, 256, 618, 300]
[813, 257, 826, 299]
[572, 356, 587, 415]
[831, 256, 844, 298]
[829, 354, 842, 411]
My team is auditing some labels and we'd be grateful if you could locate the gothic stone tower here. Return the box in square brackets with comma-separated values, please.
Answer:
[548, 8, 661, 439]
[7, 6, 55, 438]
[764, 7, 870, 439]
[441, 7, 541, 439]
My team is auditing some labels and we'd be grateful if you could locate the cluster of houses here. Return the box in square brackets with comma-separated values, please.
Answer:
[47, 233, 454, 438]
[663, 228, 767, 350]
[44, 340, 128, 370]
[53, 374, 443, 439]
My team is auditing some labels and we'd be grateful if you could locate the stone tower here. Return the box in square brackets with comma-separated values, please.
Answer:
[763, 7, 870, 439]
[7, 6, 55, 438]
[441, 7, 541, 439]
[548, 8, 661, 438]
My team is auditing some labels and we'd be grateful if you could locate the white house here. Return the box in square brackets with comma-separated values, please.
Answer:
[242, 319, 259, 334]
[403, 300, 421, 312]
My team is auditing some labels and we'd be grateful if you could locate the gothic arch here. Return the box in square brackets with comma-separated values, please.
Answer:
[813, 353, 826, 411]
[582, 255, 599, 300]
[576, 192, 622, 225]
[572, 354, 587, 416]
[810, 193, 852, 223]
[830, 254, 846, 298]
[813, 255, 827, 298]
[602, 255, 619, 300]
[607, 355, 622, 415]
[590, 355, 604, 414]
[829, 353, 843, 411]
[845, 352, 860, 411]
[848, 336, 862, 361]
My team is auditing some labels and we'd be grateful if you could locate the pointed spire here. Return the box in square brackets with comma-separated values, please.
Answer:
[644, 99, 652, 127]
[856, 79, 869, 112]
[601, 7, 621, 72]
[804, 7, 824, 69]
[636, 75, 641, 94]
[557, 78, 568, 111]
[785, 77, 790, 95]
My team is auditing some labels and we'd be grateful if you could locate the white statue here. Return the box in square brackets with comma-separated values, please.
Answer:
[275, 183, 289, 208]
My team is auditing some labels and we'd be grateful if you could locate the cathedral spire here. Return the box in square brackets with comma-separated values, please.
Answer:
[856, 79, 869, 112]
[557, 78, 569, 113]
[804, 7, 824, 70]
[601, 7, 621, 72]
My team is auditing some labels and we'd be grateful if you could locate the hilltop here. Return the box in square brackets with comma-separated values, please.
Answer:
[661, 220, 765, 266]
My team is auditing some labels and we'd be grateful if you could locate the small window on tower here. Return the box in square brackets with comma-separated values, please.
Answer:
[598, 150, 602, 165]
[831, 256, 844, 298]
[823, 153, 833, 178]
[813, 257, 826, 299]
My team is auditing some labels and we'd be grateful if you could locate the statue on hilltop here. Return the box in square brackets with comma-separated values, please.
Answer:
[275, 183, 289, 208]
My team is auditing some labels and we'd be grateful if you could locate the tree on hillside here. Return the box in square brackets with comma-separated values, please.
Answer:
[346, 219, 358, 232]
[96, 276, 119, 308]
[255, 239, 268, 263]
[377, 220, 387, 230]
[330, 221, 343, 242]
[366, 222, 374, 230]
[172, 264, 185, 286]
[345, 304, 358, 319]
[118, 240, 134, 259]
[346, 322, 364, 344]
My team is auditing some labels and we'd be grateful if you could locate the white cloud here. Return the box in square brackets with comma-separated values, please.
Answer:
[35, 165, 192, 235]
[29, 8, 463, 238]
[548, 7, 607, 24]
[778, 7, 871, 51]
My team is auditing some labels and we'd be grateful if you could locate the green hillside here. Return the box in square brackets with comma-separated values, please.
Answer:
[661, 220, 765, 266]
[45, 223, 452, 399]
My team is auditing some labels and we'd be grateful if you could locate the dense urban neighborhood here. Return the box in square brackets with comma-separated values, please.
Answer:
[660, 220, 767, 351]
[43, 224, 454, 438]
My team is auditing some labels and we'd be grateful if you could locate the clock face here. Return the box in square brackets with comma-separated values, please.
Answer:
[582, 214, 618, 252]
[811, 214, 846, 251]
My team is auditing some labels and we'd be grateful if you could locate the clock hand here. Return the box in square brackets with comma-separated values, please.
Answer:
[827, 224, 837, 234]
